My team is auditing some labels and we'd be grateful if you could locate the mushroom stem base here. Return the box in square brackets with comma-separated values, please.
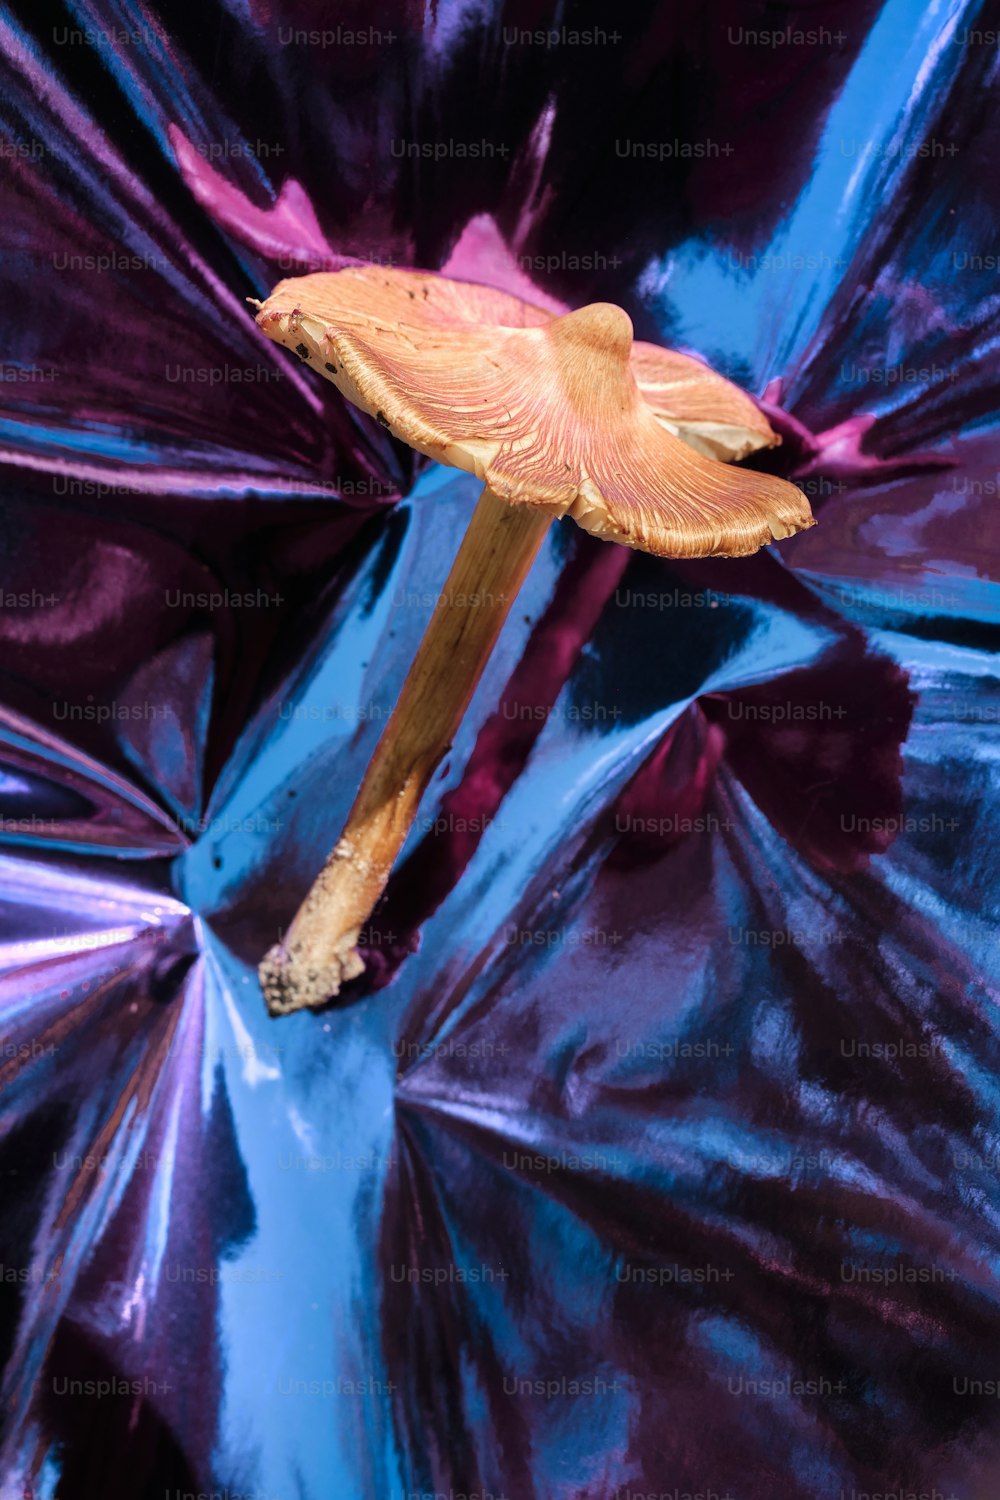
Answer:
[260, 484, 552, 1015]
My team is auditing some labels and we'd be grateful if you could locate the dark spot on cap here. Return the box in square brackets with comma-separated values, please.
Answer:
[325, 361, 337, 373]
[408, 290, 415, 300]
[375, 410, 391, 429]
[295, 343, 310, 359]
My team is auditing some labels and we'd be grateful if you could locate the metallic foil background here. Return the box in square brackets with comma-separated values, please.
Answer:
[1, 0, 998, 1496]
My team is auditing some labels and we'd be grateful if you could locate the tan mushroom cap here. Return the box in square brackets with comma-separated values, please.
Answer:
[253, 266, 814, 559]
[628, 340, 777, 462]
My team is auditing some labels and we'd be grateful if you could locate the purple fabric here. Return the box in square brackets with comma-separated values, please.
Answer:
[0, 1, 998, 1497]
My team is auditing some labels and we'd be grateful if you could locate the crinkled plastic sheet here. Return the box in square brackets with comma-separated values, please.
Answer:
[0, 0, 999, 1495]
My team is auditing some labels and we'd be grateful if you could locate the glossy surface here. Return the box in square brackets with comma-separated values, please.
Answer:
[0, 1, 998, 1496]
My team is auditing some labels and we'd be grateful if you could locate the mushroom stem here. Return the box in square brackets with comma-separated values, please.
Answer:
[260, 484, 552, 1015]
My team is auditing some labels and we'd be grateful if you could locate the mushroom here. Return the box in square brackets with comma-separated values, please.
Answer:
[251, 266, 814, 1014]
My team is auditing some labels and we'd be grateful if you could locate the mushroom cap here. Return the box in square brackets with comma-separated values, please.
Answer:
[628, 339, 777, 462]
[253, 266, 814, 559]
